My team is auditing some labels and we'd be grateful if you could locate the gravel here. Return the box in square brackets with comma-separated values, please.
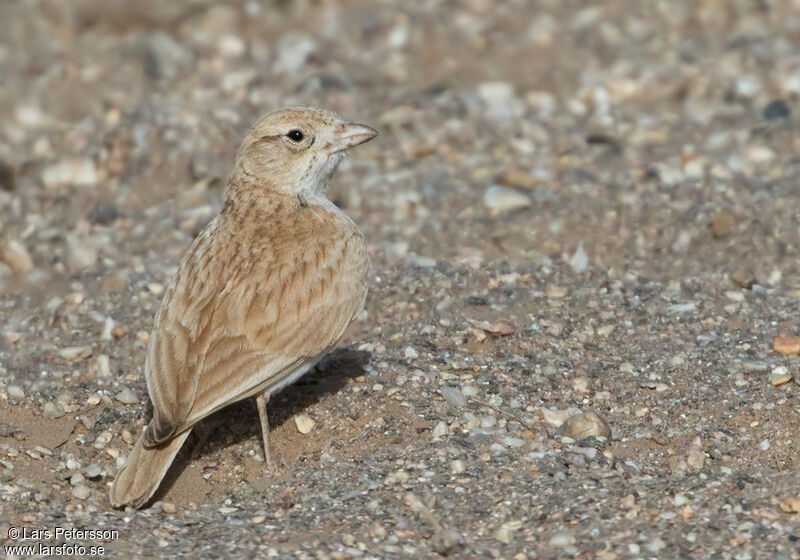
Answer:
[1, 0, 800, 558]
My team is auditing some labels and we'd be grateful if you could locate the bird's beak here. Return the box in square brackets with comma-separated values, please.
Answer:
[331, 121, 378, 153]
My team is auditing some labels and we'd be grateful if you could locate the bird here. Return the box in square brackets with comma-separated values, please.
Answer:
[110, 106, 377, 509]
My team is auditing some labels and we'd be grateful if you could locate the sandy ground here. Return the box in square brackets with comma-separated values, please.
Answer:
[2, 0, 800, 558]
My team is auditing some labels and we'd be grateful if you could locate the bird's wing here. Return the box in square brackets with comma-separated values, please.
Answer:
[143, 212, 368, 445]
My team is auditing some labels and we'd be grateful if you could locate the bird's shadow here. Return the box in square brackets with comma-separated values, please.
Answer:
[149, 347, 371, 506]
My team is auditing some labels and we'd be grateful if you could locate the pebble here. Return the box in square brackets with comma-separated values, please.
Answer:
[294, 414, 315, 434]
[87, 201, 119, 226]
[540, 407, 575, 428]
[475, 320, 514, 336]
[495, 520, 522, 544]
[440, 387, 467, 408]
[560, 410, 611, 440]
[773, 336, 800, 355]
[570, 243, 588, 273]
[0, 240, 33, 271]
[43, 401, 65, 418]
[404, 346, 419, 360]
[780, 497, 800, 513]
[7, 385, 24, 401]
[763, 99, 791, 120]
[430, 528, 465, 556]
[477, 81, 521, 121]
[549, 529, 576, 549]
[503, 436, 526, 448]
[71, 485, 91, 500]
[84, 464, 102, 479]
[451, 460, 465, 474]
[545, 285, 567, 299]
[731, 268, 756, 290]
[41, 158, 98, 188]
[431, 421, 448, 439]
[66, 233, 99, 272]
[161, 502, 177, 514]
[483, 185, 532, 215]
[88, 355, 112, 379]
[771, 372, 793, 387]
[70, 472, 85, 486]
[59, 345, 92, 361]
[115, 388, 138, 405]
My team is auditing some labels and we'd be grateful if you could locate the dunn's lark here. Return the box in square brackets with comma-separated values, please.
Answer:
[110, 106, 377, 508]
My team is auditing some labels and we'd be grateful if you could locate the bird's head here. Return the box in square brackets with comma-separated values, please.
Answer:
[233, 106, 377, 197]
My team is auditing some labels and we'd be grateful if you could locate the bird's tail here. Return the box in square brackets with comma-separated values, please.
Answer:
[109, 429, 191, 509]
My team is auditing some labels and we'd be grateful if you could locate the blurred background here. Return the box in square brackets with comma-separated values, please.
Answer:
[1, 0, 798, 292]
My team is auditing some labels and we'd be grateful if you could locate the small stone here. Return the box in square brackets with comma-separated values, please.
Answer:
[496, 520, 522, 544]
[430, 528, 465, 556]
[403, 346, 419, 360]
[70, 472, 85, 486]
[483, 185, 532, 215]
[780, 497, 800, 513]
[43, 402, 65, 418]
[0, 240, 33, 271]
[451, 460, 465, 474]
[161, 502, 177, 514]
[686, 441, 706, 471]
[570, 243, 588, 273]
[477, 81, 521, 121]
[549, 529, 576, 549]
[87, 201, 119, 226]
[560, 410, 611, 440]
[121, 430, 135, 445]
[294, 414, 315, 434]
[503, 436, 526, 448]
[760, 439, 770, 451]
[710, 212, 735, 238]
[673, 494, 688, 507]
[147, 283, 165, 296]
[475, 320, 514, 336]
[541, 407, 575, 428]
[71, 485, 91, 500]
[432, 421, 448, 440]
[87, 355, 111, 379]
[440, 387, 467, 408]
[115, 387, 138, 405]
[7, 385, 24, 401]
[66, 233, 98, 272]
[763, 99, 791, 121]
[42, 158, 97, 188]
[731, 268, 756, 290]
[251, 515, 266, 525]
[84, 464, 102, 479]
[773, 336, 800, 355]
[545, 286, 567, 299]
[59, 345, 92, 361]
[771, 373, 793, 387]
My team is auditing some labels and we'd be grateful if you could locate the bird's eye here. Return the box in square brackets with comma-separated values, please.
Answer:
[286, 129, 304, 142]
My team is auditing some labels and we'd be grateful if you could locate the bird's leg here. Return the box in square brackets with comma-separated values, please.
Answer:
[256, 391, 273, 467]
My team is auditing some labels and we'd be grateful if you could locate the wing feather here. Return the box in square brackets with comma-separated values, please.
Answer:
[144, 204, 368, 445]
